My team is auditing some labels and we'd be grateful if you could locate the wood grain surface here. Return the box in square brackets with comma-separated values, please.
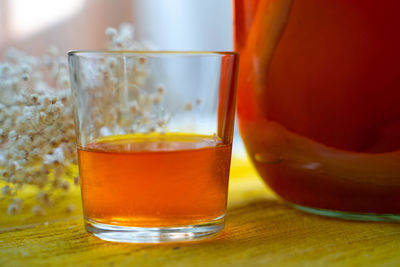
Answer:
[1, 157, 400, 267]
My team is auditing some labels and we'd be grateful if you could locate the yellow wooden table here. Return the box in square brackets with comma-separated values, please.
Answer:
[1, 157, 400, 266]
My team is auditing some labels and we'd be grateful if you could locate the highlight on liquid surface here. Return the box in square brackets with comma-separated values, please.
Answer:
[77, 134, 232, 227]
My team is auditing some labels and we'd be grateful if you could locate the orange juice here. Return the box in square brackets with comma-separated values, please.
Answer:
[78, 134, 232, 227]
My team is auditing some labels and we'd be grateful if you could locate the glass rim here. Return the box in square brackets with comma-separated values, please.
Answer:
[68, 50, 239, 57]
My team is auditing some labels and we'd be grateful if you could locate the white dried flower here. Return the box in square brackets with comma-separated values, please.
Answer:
[48, 45, 59, 56]
[20, 63, 32, 73]
[100, 126, 112, 137]
[7, 203, 21, 215]
[30, 94, 39, 103]
[59, 180, 70, 191]
[2, 185, 12, 196]
[12, 197, 23, 207]
[157, 85, 165, 95]
[105, 27, 118, 38]
[32, 205, 45, 216]
[185, 103, 193, 111]
[66, 204, 75, 213]
[107, 57, 117, 69]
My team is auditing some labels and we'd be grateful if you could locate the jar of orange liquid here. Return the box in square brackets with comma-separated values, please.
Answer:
[234, 0, 400, 221]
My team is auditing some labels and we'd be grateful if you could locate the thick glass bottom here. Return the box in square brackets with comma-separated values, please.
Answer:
[84, 217, 225, 243]
[290, 203, 400, 222]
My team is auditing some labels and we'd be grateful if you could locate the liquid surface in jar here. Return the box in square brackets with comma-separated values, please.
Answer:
[78, 134, 232, 227]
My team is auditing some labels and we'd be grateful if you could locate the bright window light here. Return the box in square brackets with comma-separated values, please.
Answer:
[9, 0, 85, 39]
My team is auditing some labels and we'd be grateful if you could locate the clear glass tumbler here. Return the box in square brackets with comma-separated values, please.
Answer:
[68, 51, 238, 243]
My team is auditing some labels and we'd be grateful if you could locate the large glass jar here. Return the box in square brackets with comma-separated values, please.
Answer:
[234, 0, 400, 220]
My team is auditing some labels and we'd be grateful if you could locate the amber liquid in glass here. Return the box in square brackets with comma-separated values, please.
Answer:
[78, 134, 232, 227]
[235, 0, 400, 214]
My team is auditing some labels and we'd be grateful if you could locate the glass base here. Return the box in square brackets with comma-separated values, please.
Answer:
[85, 217, 225, 243]
[291, 203, 400, 222]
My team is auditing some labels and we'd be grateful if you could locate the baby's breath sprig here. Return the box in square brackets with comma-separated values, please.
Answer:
[0, 46, 76, 215]
[0, 23, 156, 215]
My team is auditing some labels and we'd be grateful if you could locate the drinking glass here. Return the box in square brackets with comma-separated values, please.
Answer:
[68, 51, 239, 242]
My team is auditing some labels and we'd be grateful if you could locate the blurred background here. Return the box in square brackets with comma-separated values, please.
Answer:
[0, 0, 245, 155]
[0, 0, 233, 58]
